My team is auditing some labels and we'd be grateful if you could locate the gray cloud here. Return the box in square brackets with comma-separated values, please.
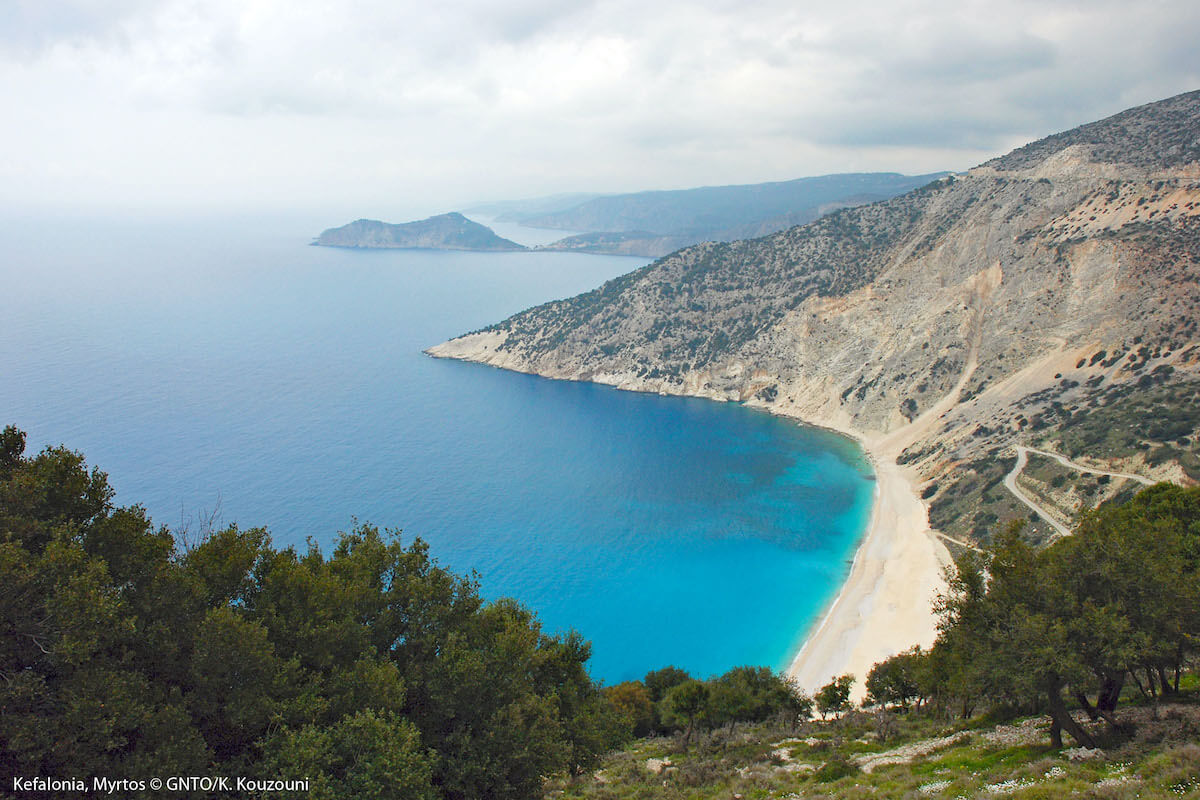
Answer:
[0, 0, 153, 53]
[1, 0, 1198, 215]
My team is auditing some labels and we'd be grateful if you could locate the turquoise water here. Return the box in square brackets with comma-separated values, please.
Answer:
[0, 213, 873, 683]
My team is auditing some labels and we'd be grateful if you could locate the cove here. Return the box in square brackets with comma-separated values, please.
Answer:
[0, 213, 874, 683]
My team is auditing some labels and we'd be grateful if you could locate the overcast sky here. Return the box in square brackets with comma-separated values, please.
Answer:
[3, 0, 1198, 220]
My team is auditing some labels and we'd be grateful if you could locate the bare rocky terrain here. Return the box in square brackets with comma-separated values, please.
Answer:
[430, 90, 1200, 544]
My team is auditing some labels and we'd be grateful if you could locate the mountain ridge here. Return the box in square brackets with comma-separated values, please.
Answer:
[318, 174, 946, 258]
[430, 89, 1200, 544]
[512, 172, 948, 256]
[507, 172, 948, 234]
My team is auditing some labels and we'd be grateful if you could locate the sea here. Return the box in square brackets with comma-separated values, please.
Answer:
[0, 212, 874, 683]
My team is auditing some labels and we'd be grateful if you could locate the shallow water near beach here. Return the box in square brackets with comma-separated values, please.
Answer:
[0, 213, 873, 682]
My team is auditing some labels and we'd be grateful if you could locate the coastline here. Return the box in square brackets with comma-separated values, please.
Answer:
[427, 334, 955, 701]
[785, 443, 950, 703]
[777, 325, 976, 703]
[778, 412, 954, 704]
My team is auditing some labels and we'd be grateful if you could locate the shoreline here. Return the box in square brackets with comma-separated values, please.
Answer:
[425, 339, 954, 700]
[779, 414, 953, 704]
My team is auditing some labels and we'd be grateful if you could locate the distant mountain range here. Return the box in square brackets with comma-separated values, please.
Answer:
[490, 173, 947, 256]
[464, 193, 605, 220]
[317, 173, 947, 257]
[513, 173, 944, 252]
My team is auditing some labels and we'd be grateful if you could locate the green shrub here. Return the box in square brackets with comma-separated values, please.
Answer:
[814, 753, 860, 782]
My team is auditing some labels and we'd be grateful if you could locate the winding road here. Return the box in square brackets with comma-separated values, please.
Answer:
[1003, 446, 1154, 537]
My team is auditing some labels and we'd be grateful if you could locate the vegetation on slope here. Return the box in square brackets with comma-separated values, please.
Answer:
[497, 173, 946, 237]
[4, 424, 1197, 798]
[0, 426, 621, 799]
[926, 374, 1200, 542]
[987, 89, 1200, 170]
[486, 186, 941, 378]
[554, 483, 1200, 799]
[440, 91, 1200, 551]
[551, 701, 1200, 800]
[1048, 378, 1200, 479]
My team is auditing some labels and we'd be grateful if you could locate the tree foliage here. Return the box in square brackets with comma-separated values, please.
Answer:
[604, 682, 655, 738]
[912, 484, 1200, 746]
[641, 666, 812, 745]
[865, 648, 923, 709]
[815, 675, 855, 720]
[643, 665, 691, 703]
[0, 426, 628, 799]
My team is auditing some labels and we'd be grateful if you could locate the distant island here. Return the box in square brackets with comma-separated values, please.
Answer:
[314, 212, 527, 251]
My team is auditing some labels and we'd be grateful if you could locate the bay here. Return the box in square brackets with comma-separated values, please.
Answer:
[0, 213, 873, 683]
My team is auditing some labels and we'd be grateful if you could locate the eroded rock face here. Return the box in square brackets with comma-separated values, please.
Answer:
[430, 90, 1200, 539]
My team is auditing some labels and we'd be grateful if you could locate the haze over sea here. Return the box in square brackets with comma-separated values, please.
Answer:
[0, 213, 873, 683]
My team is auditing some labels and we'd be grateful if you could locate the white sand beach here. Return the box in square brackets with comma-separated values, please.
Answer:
[783, 367, 966, 703]
[784, 333, 1103, 701]
[786, 443, 951, 703]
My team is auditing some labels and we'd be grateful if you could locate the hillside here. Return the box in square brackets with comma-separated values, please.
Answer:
[507, 173, 946, 257]
[0, 426, 623, 800]
[465, 192, 606, 219]
[552, 700, 1200, 800]
[7, 431, 1196, 800]
[429, 89, 1200, 546]
[511, 173, 945, 234]
[533, 230, 695, 257]
[314, 212, 527, 251]
[529, 206, 879, 258]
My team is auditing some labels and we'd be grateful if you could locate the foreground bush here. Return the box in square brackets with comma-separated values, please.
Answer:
[0, 426, 626, 799]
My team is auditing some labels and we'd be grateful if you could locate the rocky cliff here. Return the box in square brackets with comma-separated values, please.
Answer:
[430, 91, 1200, 543]
[315, 213, 526, 251]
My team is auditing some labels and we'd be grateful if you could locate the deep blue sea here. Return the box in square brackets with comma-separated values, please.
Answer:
[0, 213, 873, 683]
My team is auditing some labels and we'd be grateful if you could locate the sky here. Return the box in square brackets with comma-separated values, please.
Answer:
[2, 0, 1199, 220]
